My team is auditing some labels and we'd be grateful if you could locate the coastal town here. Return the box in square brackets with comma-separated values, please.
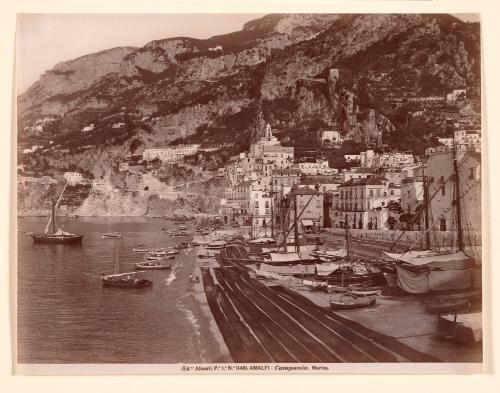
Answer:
[15, 13, 483, 369]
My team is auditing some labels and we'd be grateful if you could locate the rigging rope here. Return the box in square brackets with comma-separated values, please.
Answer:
[389, 154, 473, 251]
[405, 181, 475, 252]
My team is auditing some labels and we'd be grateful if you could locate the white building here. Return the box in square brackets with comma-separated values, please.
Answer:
[298, 160, 337, 175]
[344, 154, 361, 163]
[446, 89, 467, 102]
[359, 150, 377, 168]
[438, 130, 481, 153]
[82, 124, 95, 132]
[143, 144, 200, 162]
[318, 130, 342, 145]
[376, 152, 414, 168]
[64, 172, 84, 185]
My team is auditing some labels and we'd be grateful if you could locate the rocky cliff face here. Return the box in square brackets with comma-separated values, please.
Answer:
[17, 13, 481, 215]
[19, 14, 479, 141]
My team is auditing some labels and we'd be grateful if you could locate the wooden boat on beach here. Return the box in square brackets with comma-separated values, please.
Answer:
[330, 294, 377, 310]
[437, 312, 482, 344]
[350, 288, 382, 297]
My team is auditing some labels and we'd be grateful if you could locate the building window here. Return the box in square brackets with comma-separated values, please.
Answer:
[440, 218, 447, 231]
[369, 189, 374, 197]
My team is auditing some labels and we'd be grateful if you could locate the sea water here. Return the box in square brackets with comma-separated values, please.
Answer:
[16, 216, 221, 364]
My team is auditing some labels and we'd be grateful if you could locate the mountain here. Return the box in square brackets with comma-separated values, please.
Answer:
[17, 13, 481, 215]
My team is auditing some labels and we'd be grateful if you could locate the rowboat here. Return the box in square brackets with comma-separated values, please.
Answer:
[134, 261, 171, 270]
[102, 232, 123, 239]
[350, 289, 382, 297]
[330, 294, 376, 310]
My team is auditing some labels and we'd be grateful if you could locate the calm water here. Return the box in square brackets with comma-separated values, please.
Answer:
[17, 217, 220, 364]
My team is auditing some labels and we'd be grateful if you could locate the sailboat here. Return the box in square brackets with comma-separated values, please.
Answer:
[89, 249, 153, 289]
[30, 182, 83, 244]
[383, 131, 481, 295]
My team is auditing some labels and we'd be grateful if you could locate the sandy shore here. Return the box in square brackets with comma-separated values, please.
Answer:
[266, 279, 482, 363]
[191, 256, 232, 363]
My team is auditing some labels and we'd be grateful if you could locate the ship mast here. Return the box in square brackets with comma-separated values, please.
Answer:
[422, 166, 431, 250]
[293, 191, 300, 253]
[452, 130, 464, 252]
[344, 213, 350, 260]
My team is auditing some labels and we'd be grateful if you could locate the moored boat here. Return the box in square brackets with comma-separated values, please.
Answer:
[102, 232, 123, 239]
[330, 294, 377, 310]
[86, 250, 152, 289]
[134, 261, 171, 270]
[30, 182, 83, 244]
[437, 312, 482, 344]
[102, 274, 153, 288]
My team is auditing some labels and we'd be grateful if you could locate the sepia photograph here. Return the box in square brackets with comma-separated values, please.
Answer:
[14, 11, 483, 373]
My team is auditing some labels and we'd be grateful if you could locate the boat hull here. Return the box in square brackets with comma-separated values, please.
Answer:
[31, 234, 83, 244]
[330, 297, 376, 310]
[102, 278, 153, 289]
[134, 264, 171, 270]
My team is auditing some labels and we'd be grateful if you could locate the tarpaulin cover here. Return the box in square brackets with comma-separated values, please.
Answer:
[260, 263, 313, 275]
[428, 268, 472, 291]
[249, 237, 275, 244]
[396, 266, 430, 294]
[315, 262, 341, 276]
[301, 220, 314, 226]
[397, 266, 473, 293]
[269, 252, 301, 262]
[262, 244, 318, 254]
[441, 312, 482, 342]
[315, 249, 347, 258]
[384, 250, 474, 269]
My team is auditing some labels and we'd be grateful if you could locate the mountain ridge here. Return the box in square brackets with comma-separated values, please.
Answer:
[18, 13, 480, 175]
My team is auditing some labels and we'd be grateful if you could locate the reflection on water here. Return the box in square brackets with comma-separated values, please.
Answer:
[17, 216, 213, 364]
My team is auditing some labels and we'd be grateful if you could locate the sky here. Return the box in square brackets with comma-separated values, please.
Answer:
[16, 14, 265, 93]
[16, 13, 479, 94]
